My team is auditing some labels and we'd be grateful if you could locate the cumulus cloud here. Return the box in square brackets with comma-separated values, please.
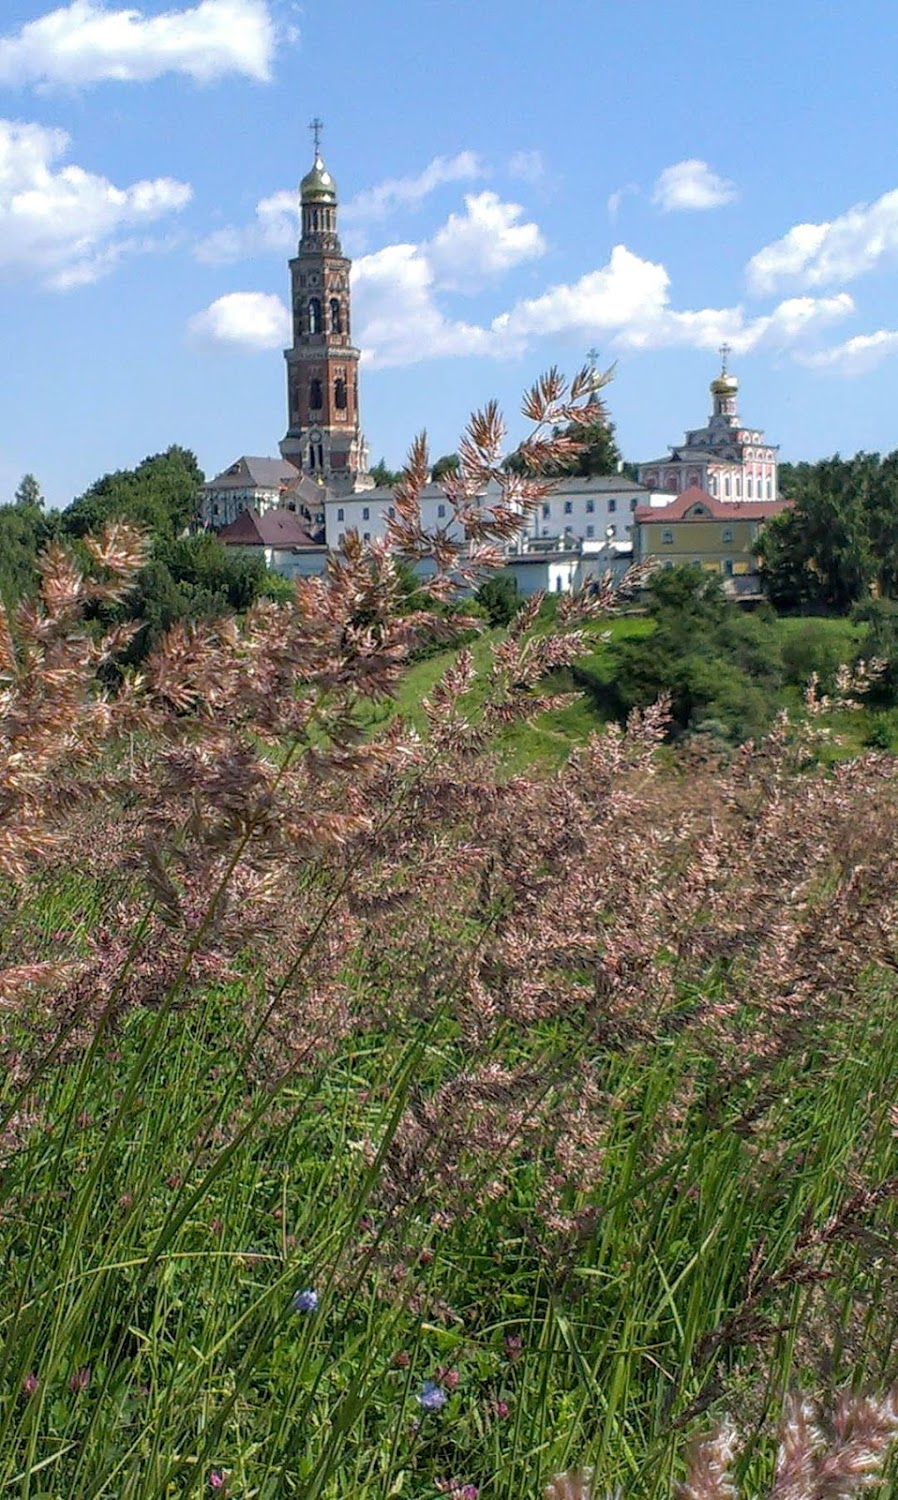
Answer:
[0, 0, 277, 88]
[351, 243, 490, 367]
[341, 152, 484, 225]
[747, 188, 898, 294]
[187, 290, 289, 350]
[653, 158, 737, 212]
[796, 328, 898, 375]
[0, 117, 191, 288]
[490, 248, 852, 357]
[196, 189, 296, 264]
[427, 191, 545, 289]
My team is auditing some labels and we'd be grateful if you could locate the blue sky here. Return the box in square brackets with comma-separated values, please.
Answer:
[2, 0, 898, 508]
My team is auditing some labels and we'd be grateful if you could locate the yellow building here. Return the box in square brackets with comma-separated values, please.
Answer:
[634, 484, 791, 598]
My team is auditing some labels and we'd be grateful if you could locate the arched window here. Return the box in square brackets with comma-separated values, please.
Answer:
[309, 377, 323, 409]
[308, 298, 322, 335]
[334, 376, 347, 410]
[608, 498, 616, 513]
[330, 298, 342, 334]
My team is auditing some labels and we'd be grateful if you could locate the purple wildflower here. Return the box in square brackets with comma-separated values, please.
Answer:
[292, 1287, 319, 1313]
[417, 1379, 448, 1412]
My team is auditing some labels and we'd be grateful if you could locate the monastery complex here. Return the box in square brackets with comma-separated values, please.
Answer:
[200, 135, 789, 599]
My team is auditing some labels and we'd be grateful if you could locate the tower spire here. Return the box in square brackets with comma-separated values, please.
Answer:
[719, 341, 731, 376]
[310, 116, 324, 158]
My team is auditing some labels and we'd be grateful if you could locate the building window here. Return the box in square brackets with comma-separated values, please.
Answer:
[746, 477, 753, 498]
[662, 529, 674, 544]
[767, 478, 773, 498]
[542, 503, 550, 518]
[722, 527, 733, 542]
[437, 503, 446, 518]
[542, 527, 549, 536]
[586, 524, 594, 537]
[608, 524, 617, 537]
[337, 507, 344, 521]
[608, 498, 616, 513]
[630, 498, 638, 511]
[338, 532, 345, 544]
[334, 377, 347, 410]
[330, 298, 342, 334]
[565, 525, 573, 535]
[363, 532, 370, 542]
[564, 501, 573, 514]
[735, 477, 742, 497]
[308, 297, 322, 334]
[388, 506, 395, 518]
[724, 477, 731, 497]
[586, 499, 595, 514]
[309, 378, 323, 409]
[362, 506, 370, 520]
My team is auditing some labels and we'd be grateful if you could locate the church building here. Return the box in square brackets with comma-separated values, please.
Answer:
[637, 350, 778, 503]
[200, 124, 370, 530]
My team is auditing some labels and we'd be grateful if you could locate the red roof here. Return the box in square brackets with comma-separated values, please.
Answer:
[217, 508, 323, 549]
[634, 484, 791, 523]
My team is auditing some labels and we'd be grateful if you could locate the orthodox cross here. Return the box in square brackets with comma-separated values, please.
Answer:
[310, 117, 324, 156]
[719, 341, 731, 374]
[586, 346, 601, 371]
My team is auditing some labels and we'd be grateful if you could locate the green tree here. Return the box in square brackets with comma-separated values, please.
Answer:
[431, 453, 460, 481]
[14, 473, 44, 509]
[475, 574, 522, 627]
[61, 446, 204, 541]
[369, 458, 402, 488]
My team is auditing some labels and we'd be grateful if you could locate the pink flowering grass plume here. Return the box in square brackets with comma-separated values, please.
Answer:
[670, 1391, 898, 1500]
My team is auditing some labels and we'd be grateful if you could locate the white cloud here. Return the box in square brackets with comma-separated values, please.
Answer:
[0, 0, 277, 88]
[489, 248, 853, 358]
[652, 158, 737, 212]
[187, 290, 289, 350]
[796, 328, 898, 375]
[195, 152, 488, 265]
[351, 243, 489, 368]
[507, 149, 544, 184]
[427, 191, 545, 290]
[607, 182, 639, 221]
[747, 188, 898, 294]
[196, 188, 296, 264]
[0, 117, 191, 288]
[341, 151, 484, 225]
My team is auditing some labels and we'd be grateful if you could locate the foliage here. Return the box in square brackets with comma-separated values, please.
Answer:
[13, 471, 44, 509]
[758, 452, 898, 612]
[1, 378, 898, 1496]
[370, 456, 403, 488]
[474, 572, 522, 627]
[60, 445, 204, 541]
[0, 488, 55, 609]
[431, 452, 461, 480]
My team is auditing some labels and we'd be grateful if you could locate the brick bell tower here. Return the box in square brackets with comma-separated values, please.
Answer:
[280, 120, 371, 491]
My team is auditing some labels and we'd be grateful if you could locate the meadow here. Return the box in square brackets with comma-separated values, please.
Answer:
[2, 385, 898, 1499]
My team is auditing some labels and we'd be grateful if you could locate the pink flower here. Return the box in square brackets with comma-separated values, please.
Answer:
[68, 1366, 90, 1394]
[209, 1471, 226, 1490]
[22, 1373, 38, 1395]
[436, 1365, 460, 1389]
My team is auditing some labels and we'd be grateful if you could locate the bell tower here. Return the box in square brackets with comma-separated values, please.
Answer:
[280, 121, 370, 491]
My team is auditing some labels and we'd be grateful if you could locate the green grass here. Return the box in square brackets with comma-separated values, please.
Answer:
[1, 869, 897, 1498]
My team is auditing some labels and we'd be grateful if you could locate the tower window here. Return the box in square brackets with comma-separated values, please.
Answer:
[337, 507, 344, 521]
[437, 503, 446, 518]
[330, 298, 342, 334]
[309, 377, 323, 409]
[308, 298, 322, 335]
[362, 507, 370, 521]
[630, 498, 638, 511]
[586, 499, 595, 513]
[608, 498, 617, 513]
[334, 377, 347, 410]
[564, 501, 573, 514]
[542, 503, 550, 519]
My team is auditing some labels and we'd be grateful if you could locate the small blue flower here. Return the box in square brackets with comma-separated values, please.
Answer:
[417, 1379, 448, 1412]
[292, 1287, 319, 1313]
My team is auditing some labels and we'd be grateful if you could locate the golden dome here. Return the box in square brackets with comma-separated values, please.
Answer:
[711, 371, 738, 397]
[301, 155, 337, 203]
